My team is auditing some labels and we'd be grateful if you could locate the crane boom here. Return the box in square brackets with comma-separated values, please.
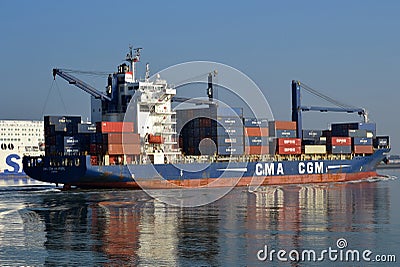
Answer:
[292, 80, 368, 139]
[53, 68, 111, 101]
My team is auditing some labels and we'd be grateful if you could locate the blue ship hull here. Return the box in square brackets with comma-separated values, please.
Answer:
[22, 148, 389, 189]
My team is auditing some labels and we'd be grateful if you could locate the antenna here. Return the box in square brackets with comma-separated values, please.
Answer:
[125, 46, 142, 82]
[145, 63, 150, 81]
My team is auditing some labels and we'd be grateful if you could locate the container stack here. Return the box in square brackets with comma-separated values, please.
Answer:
[331, 122, 376, 138]
[179, 117, 216, 155]
[302, 130, 327, 154]
[216, 108, 244, 156]
[177, 107, 244, 156]
[352, 137, 373, 154]
[269, 121, 300, 155]
[327, 137, 352, 154]
[77, 122, 97, 155]
[44, 116, 82, 156]
[331, 122, 376, 154]
[95, 121, 139, 164]
[243, 118, 269, 155]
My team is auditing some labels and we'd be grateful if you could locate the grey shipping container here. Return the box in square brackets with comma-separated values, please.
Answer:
[329, 145, 352, 154]
[348, 129, 367, 138]
[302, 130, 323, 139]
[78, 123, 97, 133]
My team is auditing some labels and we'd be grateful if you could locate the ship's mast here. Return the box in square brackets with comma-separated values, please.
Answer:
[126, 46, 142, 81]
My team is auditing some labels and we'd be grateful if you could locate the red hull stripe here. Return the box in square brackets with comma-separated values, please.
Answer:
[73, 171, 378, 189]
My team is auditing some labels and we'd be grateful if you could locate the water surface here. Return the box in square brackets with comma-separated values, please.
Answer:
[0, 171, 399, 266]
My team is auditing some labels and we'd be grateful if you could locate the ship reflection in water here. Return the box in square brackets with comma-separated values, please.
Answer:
[2, 176, 398, 266]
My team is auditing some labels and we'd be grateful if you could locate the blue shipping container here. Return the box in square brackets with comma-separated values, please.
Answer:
[243, 118, 269, 128]
[245, 136, 269, 146]
[352, 137, 373, 146]
[217, 145, 244, 155]
[217, 126, 244, 136]
[358, 122, 376, 136]
[274, 130, 297, 138]
[64, 136, 80, 146]
[217, 117, 243, 127]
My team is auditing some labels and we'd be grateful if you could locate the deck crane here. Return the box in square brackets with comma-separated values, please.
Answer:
[291, 80, 368, 139]
[52, 69, 112, 102]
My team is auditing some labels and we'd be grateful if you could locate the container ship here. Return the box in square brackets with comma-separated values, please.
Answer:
[23, 48, 390, 189]
[0, 120, 44, 183]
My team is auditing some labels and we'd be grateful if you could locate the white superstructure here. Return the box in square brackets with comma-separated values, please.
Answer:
[0, 120, 44, 175]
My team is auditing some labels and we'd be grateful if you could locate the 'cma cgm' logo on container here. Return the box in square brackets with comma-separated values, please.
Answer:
[3, 154, 21, 173]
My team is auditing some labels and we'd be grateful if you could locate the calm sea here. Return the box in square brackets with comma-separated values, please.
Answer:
[0, 170, 399, 266]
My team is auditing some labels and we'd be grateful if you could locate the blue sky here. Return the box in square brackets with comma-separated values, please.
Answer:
[1, 1, 399, 153]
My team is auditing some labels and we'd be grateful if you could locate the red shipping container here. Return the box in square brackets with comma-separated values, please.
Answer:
[96, 121, 134, 133]
[245, 146, 269, 155]
[278, 138, 301, 147]
[353, 145, 373, 154]
[245, 127, 269, 137]
[330, 137, 351, 146]
[278, 146, 302, 155]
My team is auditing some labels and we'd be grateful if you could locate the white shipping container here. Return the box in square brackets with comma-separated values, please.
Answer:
[304, 145, 326, 154]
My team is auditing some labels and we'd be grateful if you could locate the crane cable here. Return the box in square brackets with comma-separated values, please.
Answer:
[299, 82, 360, 110]
[41, 79, 68, 117]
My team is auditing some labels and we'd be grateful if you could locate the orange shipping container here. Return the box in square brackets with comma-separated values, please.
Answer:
[148, 134, 163, 144]
[108, 144, 141, 155]
[107, 133, 140, 144]
[245, 146, 269, 155]
[353, 145, 373, 154]
[269, 121, 297, 130]
[278, 138, 301, 147]
[96, 121, 134, 133]
[245, 127, 269, 137]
